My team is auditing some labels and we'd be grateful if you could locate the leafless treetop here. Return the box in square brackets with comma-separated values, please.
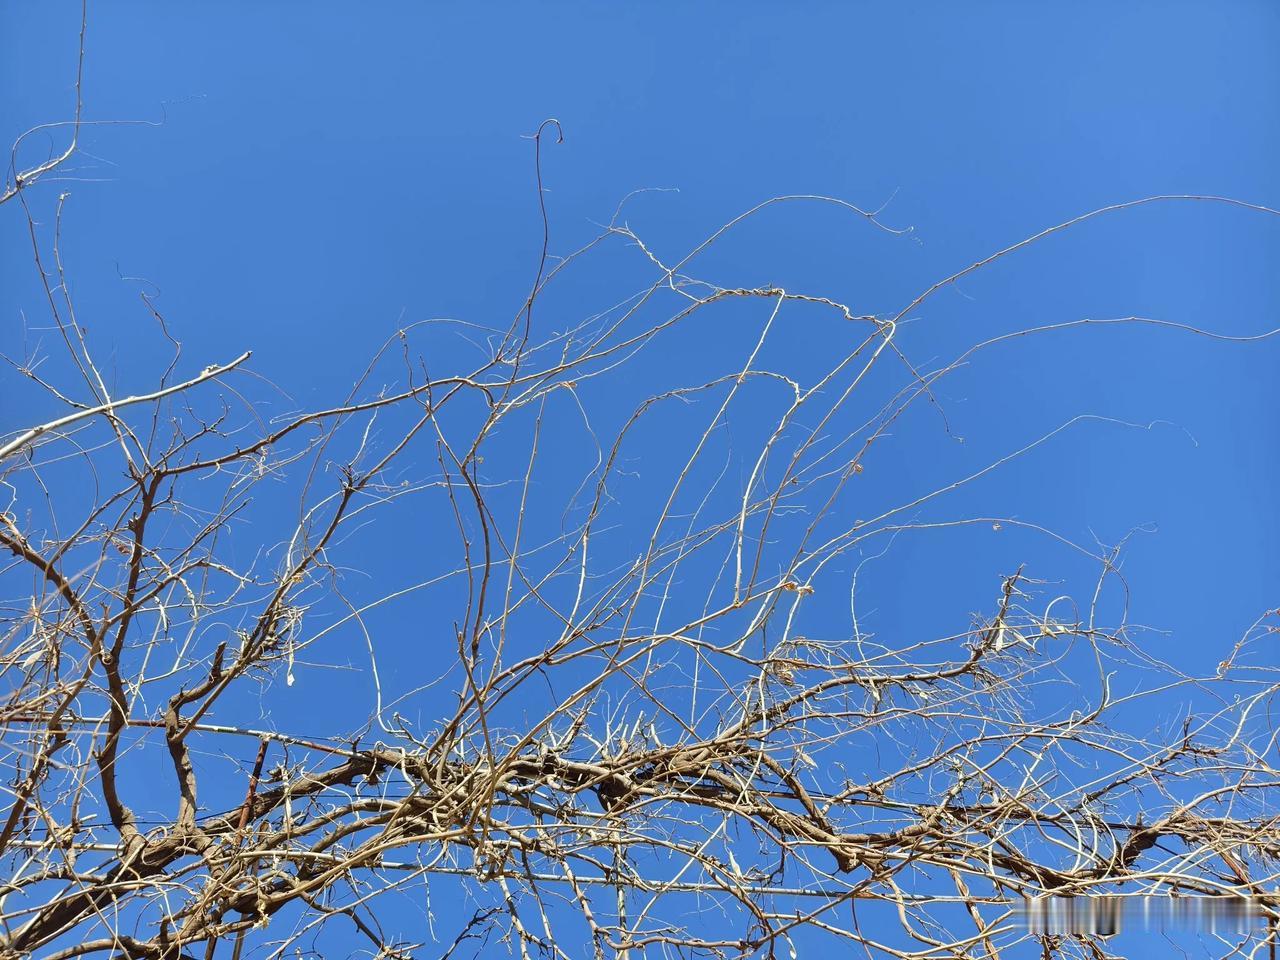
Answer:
[3, 13, 1280, 960]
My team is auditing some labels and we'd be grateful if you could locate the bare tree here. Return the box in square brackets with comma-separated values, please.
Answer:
[4, 16, 1280, 960]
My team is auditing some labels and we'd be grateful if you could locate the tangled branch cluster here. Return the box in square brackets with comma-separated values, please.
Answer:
[3, 52, 1280, 960]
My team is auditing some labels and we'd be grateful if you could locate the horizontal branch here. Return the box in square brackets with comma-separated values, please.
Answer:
[0, 352, 251, 463]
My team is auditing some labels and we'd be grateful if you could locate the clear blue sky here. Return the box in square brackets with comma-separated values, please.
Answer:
[3, 3, 1279, 956]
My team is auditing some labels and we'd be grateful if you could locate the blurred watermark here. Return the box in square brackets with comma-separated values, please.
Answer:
[1020, 895, 1272, 936]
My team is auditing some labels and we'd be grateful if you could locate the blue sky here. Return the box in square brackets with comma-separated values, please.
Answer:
[3, 2, 1279, 956]
[6, 0, 1276, 688]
